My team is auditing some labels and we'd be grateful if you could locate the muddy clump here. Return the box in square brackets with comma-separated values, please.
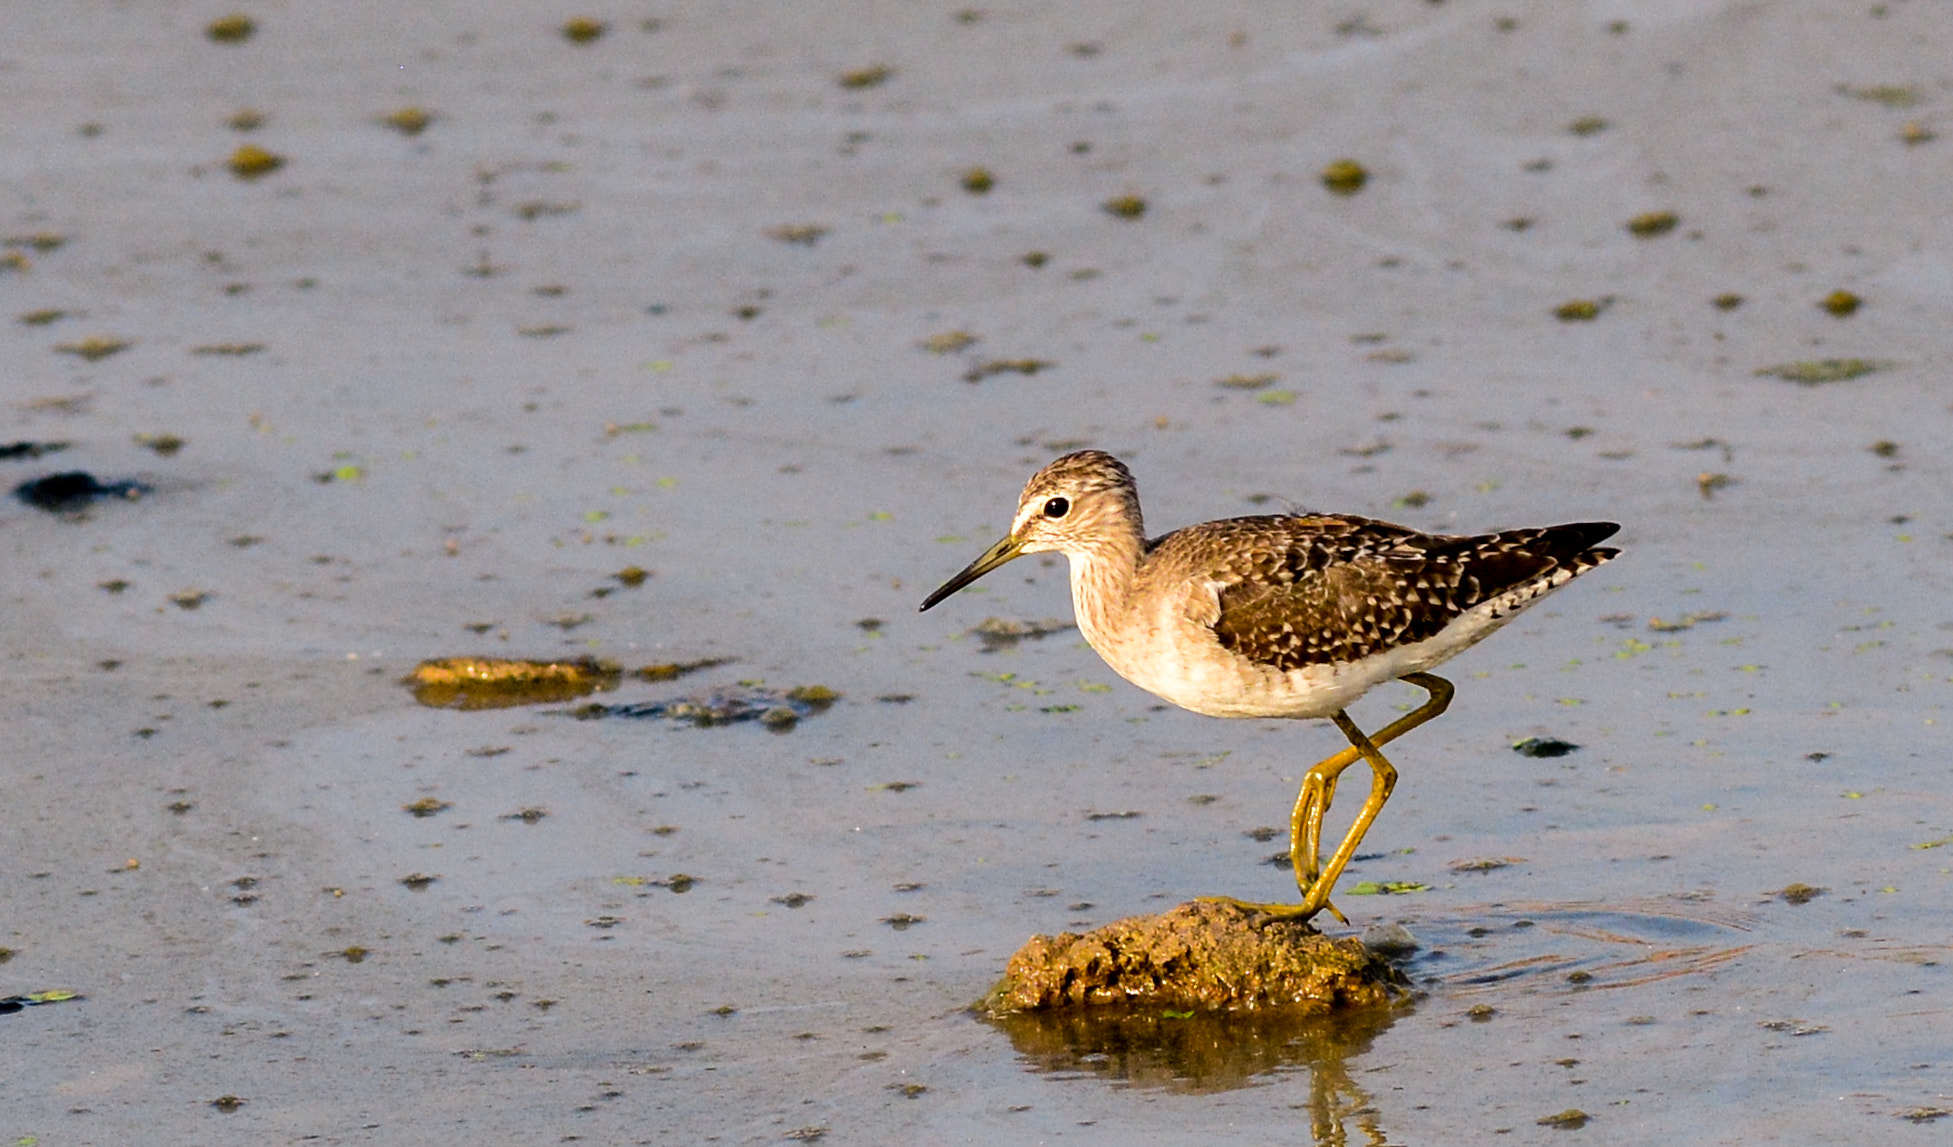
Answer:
[407, 657, 621, 709]
[979, 900, 1404, 1016]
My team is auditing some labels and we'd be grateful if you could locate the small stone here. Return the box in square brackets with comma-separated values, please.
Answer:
[1361, 922, 1419, 957]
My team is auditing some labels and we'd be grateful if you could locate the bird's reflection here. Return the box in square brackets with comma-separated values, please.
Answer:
[988, 1003, 1403, 1144]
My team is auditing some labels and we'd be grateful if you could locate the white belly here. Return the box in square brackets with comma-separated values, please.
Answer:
[1077, 583, 1537, 720]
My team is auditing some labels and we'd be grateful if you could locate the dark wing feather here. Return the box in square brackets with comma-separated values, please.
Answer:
[1201, 516, 1618, 670]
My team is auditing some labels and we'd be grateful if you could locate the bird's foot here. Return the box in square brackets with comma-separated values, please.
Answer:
[1194, 894, 1346, 926]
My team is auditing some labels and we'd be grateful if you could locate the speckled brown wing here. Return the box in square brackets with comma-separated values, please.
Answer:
[1199, 516, 1619, 670]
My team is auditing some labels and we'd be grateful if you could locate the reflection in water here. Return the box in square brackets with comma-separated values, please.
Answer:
[990, 1003, 1403, 1143]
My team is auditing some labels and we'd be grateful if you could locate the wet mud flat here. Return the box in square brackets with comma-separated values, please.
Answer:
[6, 0, 1953, 1143]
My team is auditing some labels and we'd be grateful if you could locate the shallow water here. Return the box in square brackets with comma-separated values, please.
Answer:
[5, 1, 1952, 1143]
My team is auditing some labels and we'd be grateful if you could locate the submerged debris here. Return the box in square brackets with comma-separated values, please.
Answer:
[407, 657, 621, 709]
[1552, 298, 1609, 322]
[55, 335, 130, 361]
[963, 357, 1054, 383]
[1647, 611, 1726, 632]
[1696, 471, 1735, 499]
[970, 616, 1075, 650]
[1449, 856, 1525, 873]
[379, 107, 434, 135]
[14, 471, 149, 512]
[1626, 210, 1679, 237]
[0, 441, 69, 460]
[1512, 737, 1579, 758]
[766, 224, 828, 246]
[979, 900, 1403, 1016]
[1537, 1109, 1590, 1129]
[571, 684, 839, 729]
[838, 64, 892, 89]
[921, 329, 978, 354]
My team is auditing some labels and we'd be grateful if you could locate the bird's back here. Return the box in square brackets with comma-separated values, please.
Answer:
[1104, 514, 1619, 717]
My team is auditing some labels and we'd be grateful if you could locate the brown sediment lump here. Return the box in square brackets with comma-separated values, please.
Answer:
[978, 900, 1403, 1016]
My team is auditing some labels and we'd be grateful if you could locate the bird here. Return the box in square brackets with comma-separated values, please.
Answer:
[920, 450, 1619, 923]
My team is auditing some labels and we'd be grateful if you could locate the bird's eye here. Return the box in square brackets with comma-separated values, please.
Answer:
[1043, 497, 1070, 519]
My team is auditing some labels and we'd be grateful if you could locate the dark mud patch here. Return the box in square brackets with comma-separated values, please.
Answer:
[13, 471, 149, 512]
[979, 900, 1404, 1016]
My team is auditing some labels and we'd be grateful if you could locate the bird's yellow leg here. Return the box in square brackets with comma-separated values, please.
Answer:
[1297, 673, 1454, 918]
[1201, 673, 1453, 924]
[1298, 672, 1455, 887]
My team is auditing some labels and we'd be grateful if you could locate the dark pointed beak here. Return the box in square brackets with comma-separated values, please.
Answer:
[919, 535, 1025, 611]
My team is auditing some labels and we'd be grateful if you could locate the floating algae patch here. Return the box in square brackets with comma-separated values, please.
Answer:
[569, 684, 839, 730]
[979, 900, 1403, 1017]
[1754, 358, 1890, 385]
[379, 107, 434, 136]
[55, 335, 130, 361]
[1320, 159, 1368, 196]
[988, 994, 1399, 1095]
[407, 657, 621, 710]
[227, 145, 286, 179]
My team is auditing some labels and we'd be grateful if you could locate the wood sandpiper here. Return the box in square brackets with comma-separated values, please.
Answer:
[921, 450, 1619, 923]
